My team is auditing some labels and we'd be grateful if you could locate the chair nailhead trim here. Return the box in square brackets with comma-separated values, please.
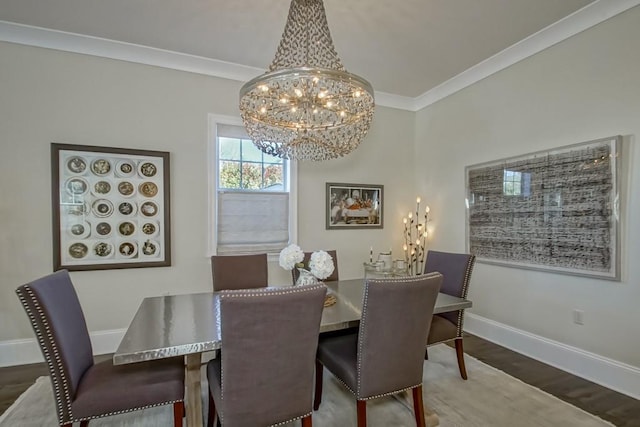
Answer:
[17, 286, 74, 425]
[270, 412, 312, 426]
[17, 285, 184, 425]
[357, 276, 433, 398]
[218, 283, 325, 425]
[456, 256, 476, 336]
[219, 283, 327, 299]
[75, 399, 184, 422]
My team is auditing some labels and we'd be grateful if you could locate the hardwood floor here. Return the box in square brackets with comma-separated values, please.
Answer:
[1, 336, 638, 426]
[453, 335, 640, 427]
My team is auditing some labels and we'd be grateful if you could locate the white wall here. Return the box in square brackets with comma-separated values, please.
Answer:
[415, 6, 640, 368]
[2, 6, 638, 396]
[0, 41, 415, 345]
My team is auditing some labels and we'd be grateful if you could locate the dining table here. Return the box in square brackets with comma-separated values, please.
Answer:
[114, 278, 472, 427]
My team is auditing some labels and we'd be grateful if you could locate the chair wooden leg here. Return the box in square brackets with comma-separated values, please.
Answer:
[454, 338, 468, 380]
[313, 360, 323, 410]
[424, 346, 429, 360]
[356, 400, 367, 427]
[173, 401, 184, 427]
[80, 421, 89, 427]
[301, 414, 312, 427]
[412, 386, 426, 427]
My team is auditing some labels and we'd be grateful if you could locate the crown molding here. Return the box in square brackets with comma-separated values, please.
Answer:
[0, 19, 263, 83]
[1, 0, 639, 112]
[414, 0, 640, 110]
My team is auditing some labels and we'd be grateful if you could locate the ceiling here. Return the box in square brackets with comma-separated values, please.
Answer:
[1, 0, 633, 104]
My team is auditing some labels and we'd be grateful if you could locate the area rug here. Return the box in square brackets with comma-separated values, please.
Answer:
[0, 344, 613, 426]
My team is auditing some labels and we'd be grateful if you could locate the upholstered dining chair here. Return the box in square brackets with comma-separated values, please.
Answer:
[291, 250, 339, 284]
[207, 283, 327, 427]
[15, 269, 185, 427]
[423, 250, 476, 380]
[314, 273, 442, 427]
[210, 253, 268, 291]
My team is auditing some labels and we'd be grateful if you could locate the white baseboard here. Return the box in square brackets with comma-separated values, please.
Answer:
[0, 329, 126, 367]
[3, 318, 639, 401]
[465, 313, 640, 400]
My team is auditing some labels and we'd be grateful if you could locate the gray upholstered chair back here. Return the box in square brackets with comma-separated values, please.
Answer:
[291, 250, 339, 284]
[15, 269, 94, 423]
[357, 273, 442, 399]
[424, 250, 475, 328]
[211, 253, 268, 291]
[219, 284, 327, 426]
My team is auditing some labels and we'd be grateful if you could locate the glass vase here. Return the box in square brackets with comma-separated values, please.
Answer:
[296, 268, 319, 286]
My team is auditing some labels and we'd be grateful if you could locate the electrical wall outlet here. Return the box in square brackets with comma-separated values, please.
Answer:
[573, 309, 584, 325]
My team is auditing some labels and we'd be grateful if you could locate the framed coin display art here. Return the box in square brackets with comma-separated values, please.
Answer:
[51, 143, 171, 271]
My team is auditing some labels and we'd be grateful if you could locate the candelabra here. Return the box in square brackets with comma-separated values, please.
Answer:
[402, 197, 431, 275]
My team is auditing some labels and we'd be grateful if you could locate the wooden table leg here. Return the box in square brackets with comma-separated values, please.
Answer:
[394, 390, 440, 427]
[185, 353, 203, 427]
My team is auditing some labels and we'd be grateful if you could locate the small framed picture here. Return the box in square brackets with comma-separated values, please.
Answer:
[326, 183, 383, 230]
[51, 143, 171, 271]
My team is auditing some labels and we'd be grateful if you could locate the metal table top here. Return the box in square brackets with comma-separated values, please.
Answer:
[114, 278, 472, 365]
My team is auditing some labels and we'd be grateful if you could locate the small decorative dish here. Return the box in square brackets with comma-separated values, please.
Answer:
[95, 221, 113, 238]
[141, 221, 159, 237]
[68, 242, 89, 259]
[93, 242, 113, 258]
[141, 239, 160, 256]
[67, 220, 91, 239]
[118, 221, 136, 237]
[117, 181, 136, 197]
[140, 201, 158, 217]
[115, 160, 136, 178]
[138, 161, 158, 178]
[92, 199, 114, 218]
[90, 158, 112, 176]
[65, 177, 89, 196]
[92, 179, 112, 196]
[117, 201, 137, 216]
[139, 181, 158, 198]
[118, 241, 138, 258]
[66, 156, 87, 174]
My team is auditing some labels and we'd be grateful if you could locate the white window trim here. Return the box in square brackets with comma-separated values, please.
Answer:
[207, 113, 298, 261]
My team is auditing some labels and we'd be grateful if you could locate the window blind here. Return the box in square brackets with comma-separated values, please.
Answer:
[216, 191, 289, 255]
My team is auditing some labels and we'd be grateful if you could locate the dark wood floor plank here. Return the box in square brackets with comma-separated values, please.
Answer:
[456, 334, 640, 427]
[1, 336, 638, 426]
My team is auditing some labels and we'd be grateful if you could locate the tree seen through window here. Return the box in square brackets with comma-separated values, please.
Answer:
[219, 137, 283, 190]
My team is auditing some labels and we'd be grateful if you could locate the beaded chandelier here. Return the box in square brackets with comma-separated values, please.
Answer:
[239, 0, 375, 161]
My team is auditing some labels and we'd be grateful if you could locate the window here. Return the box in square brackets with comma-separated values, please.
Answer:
[503, 170, 531, 197]
[209, 116, 297, 256]
[218, 134, 284, 191]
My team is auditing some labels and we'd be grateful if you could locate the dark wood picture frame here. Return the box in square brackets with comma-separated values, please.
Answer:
[51, 143, 171, 271]
[326, 182, 383, 230]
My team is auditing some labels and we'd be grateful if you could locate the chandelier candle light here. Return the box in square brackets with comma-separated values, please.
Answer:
[239, 0, 375, 161]
[403, 197, 431, 275]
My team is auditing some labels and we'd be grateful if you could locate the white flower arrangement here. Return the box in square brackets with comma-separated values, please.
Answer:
[279, 244, 335, 281]
[279, 244, 304, 270]
[308, 250, 335, 280]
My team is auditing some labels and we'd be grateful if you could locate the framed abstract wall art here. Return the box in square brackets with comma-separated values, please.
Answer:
[326, 183, 383, 230]
[51, 143, 171, 271]
[465, 136, 621, 280]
